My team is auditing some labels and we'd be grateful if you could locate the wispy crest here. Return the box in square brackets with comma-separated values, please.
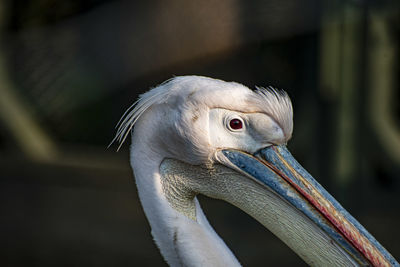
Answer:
[110, 79, 174, 150]
[254, 86, 293, 139]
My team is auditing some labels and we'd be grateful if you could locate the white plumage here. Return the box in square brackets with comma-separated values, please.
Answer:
[113, 76, 398, 267]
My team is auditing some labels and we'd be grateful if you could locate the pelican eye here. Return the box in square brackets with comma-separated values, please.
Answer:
[228, 118, 243, 131]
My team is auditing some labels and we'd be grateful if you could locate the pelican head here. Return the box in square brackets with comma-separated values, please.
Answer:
[114, 76, 398, 266]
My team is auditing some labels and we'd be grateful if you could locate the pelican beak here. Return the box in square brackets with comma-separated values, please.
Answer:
[216, 145, 397, 267]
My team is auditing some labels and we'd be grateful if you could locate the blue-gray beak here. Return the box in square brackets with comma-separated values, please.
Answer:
[219, 145, 398, 267]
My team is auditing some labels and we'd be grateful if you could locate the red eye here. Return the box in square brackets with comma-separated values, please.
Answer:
[229, 118, 243, 130]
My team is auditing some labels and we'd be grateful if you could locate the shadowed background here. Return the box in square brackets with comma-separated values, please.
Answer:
[0, 0, 399, 266]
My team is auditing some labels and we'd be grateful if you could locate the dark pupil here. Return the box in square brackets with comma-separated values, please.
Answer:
[230, 119, 242, 130]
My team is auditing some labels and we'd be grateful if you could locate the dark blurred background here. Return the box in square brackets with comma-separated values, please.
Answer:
[0, 0, 399, 266]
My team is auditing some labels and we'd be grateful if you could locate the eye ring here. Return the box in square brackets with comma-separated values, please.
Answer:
[227, 117, 244, 131]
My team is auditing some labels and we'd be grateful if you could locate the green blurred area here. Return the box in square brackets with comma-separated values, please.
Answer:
[0, 0, 399, 266]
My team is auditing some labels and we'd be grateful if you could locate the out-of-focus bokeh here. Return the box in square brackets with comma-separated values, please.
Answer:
[1, 0, 399, 266]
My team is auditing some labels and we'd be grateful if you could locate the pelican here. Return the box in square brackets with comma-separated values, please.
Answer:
[113, 76, 398, 266]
